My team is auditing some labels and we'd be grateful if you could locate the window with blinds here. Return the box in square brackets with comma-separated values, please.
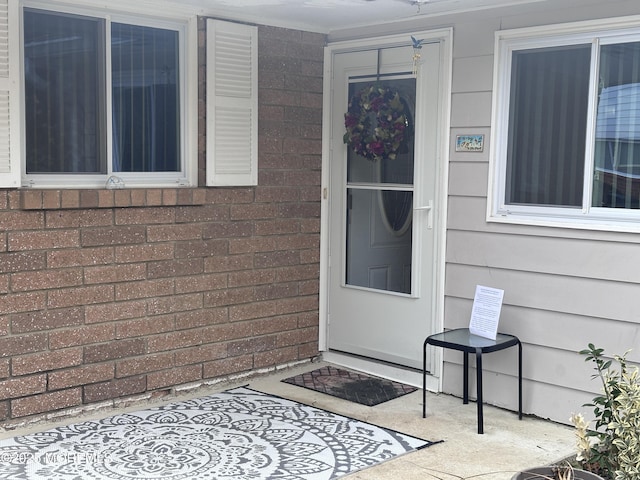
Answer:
[491, 20, 640, 231]
[19, 6, 188, 188]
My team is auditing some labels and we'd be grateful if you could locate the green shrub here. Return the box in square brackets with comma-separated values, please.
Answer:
[571, 344, 640, 480]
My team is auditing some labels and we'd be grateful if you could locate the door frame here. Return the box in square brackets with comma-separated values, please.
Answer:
[319, 29, 453, 391]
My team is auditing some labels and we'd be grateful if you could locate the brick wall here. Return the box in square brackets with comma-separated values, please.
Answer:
[0, 21, 325, 423]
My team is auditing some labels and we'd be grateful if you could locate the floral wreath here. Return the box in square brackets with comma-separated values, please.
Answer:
[343, 84, 410, 162]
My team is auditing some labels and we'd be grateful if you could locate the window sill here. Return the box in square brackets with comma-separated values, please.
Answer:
[20, 188, 207, 210]
[488, 211, 640, 234]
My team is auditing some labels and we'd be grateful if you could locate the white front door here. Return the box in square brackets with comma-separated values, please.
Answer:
[324, 35, 447, 373]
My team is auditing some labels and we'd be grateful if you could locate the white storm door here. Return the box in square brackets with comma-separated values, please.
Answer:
[327, 42, 441, 371]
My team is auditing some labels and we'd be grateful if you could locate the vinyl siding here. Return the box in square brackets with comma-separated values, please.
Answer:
[443, 0, 640, 424]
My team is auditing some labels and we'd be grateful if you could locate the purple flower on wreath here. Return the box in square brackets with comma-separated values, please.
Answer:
[343, 84, 410, 162]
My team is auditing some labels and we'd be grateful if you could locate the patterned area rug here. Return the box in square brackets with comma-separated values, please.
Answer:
[0, 386, 434, 480]
[282, 366, 418, 406]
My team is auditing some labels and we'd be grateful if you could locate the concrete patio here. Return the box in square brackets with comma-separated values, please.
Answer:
[0, 359, 577, 480]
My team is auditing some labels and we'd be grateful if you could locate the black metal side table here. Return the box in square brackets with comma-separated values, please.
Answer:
[422, 328, 522, 434]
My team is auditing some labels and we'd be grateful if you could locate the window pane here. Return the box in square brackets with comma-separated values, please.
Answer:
[346, 189, 412, 294]
[346, 79, 415, 185]
[112, 24, 180, 173]
[506, 45, 591, 207]
[593, 42, 640, 209]
[24, 10, 105, 173]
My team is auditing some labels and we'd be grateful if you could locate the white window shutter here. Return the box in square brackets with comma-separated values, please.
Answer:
[206, 19, 258, 186]
[0, 0, 20, 188]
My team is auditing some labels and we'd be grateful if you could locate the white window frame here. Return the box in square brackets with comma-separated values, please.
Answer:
[18, 0, 198, 189]
[489, 15, 640, 233]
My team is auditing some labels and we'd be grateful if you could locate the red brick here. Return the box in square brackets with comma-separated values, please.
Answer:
[97, 190, 115, 208]
[204, 188, 253, 205]
[49, 324, 115, 350]
[48, 285, 114, 308]
[81, 226, 146, 247]
[301, 249, 320, 264]
[0, 292, 46, 315]
[115, 244, 174, 263]
[11, 388, 82, 417]
[254, 250, 300, 268]
[85, 301, 147, 325]
[277, 326, 317, 348]
[147, 293, 202, 316]
[147, 259, 204, 279]
[229, 301, 278, 322]
[48, 364, 115, 390]
[204, 287, 255, 308]
[146, 189, 162, 206]
[175, 344, 227, 366]
[8, 230, 79, 251]
[253, 218, 299, 235]
[116, 315, 175, 339]
[230, 204, 277, 221]
[0, 375, 46, 400]
[228, 270, 276, 287]
[276, 233, 318, 250]
[278, 202, 320, 219]
[147, 329, 210, 353]
[175, 309, 227, 330]
[277, 296, 317, 315]
[84, 339, 146, 363]
[60, 190, 80, 208]
[84, 264, 146, 284]
[0, 334, 47, 358]
[298, 311, 318, 328]
[47, 247, 114, 268]
[0, 211, 43, 230]
[21, 190, 42, 209]
[12, 348, 83, 376]
[175, 273, 227, 294]
[228, 236, 277, 254]
[116, 352, 174, 377]
[299, 279, 319, 295]
[79, 190, 99, 208]
[161, 189, 178, 206]
[203, 254, 253, 273]
[45, 209, 112, 228]
[147, 365, 202, 390]
[255, 283, 297, 301]
[11, 268, 83, 292]
[174, 240, 228, 259]
[114, 279, 174, 301]
[211, 323, 256, 343]
[176, 204, 230, 224]
[114, 189, 132, 207]
[252, 315, 298, 336]
[0, 359, 9, 379]
[254, 346, 298, 368]
[11, 307, 84, 333]
[298, 342, 319, 359]
[115, 207, 175, 226]
[84, 376, 146, 403]
[202, 355, 253, 379]
[203, 222, 254, 240]
[228, 336, 277, 356]
[275, 264, 319, 282]
[147, 224, 203, 242]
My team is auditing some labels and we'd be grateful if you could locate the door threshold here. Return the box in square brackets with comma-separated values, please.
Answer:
[322, 350, 439, 392]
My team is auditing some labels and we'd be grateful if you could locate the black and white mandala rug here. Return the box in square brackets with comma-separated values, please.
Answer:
[0, 387, 435, 479]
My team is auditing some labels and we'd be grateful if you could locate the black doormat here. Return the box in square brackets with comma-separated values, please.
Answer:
[282, 366, 418, 406]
